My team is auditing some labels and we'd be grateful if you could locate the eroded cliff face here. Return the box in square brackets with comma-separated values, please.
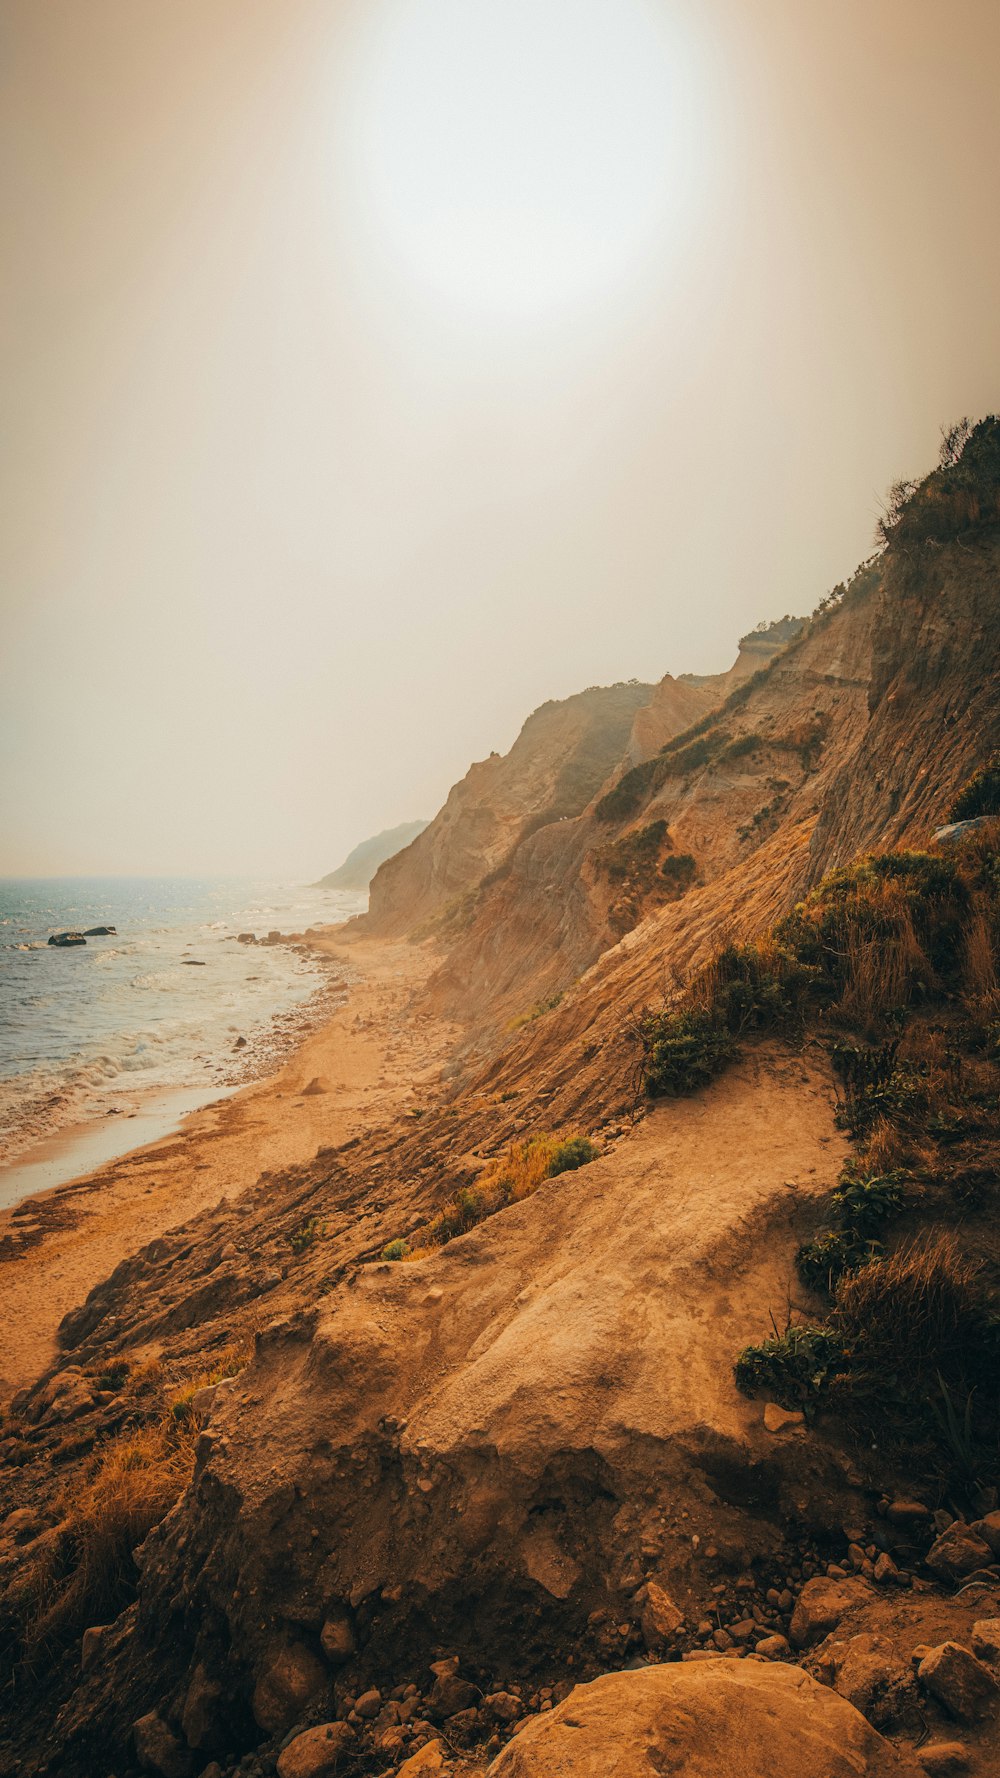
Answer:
[421, 587, 876, 1031]
[807, 530, 1000, 882]
[365, 683, 653, 937]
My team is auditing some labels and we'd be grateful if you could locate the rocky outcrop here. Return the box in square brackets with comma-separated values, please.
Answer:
[806, 530, 1000, 882]
[365, 682, 652, 936]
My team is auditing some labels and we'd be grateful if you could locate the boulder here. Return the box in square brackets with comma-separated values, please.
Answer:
[133, 1711, 193, 1778]
[972, 1512, 1000, 1558]
[251, 1641, 326, 1734]
[822, 1631, 915, 1730]
[180, 1661, 221, 1750]
[276, 1722, 355, 1778]
[971, 1618, 1000, 1663]
[81, 1624, 110, 1671]
[886, 1499, 932, 1526]
[319, 1612, 355, 1664]
[48, 931, 86, 947]
[790, 1577, 865, 1648]
[639, 1580, 684, 1646]
[485, 1662, 918, 1776]
[924, 1523, 992, 1583]
[763, 1403, 805, 1433]
[83, 926, 116, 936]
[397, 1745, 446, 1776]
[755, 1634, 791, 1658]
[2, 1507, 42, 1543]
[917, 1642, 1000, 1723]
[428, 1669, 478, 1717]
[354, 1686, 383, 1719]
[916, 1747, 970, 1775]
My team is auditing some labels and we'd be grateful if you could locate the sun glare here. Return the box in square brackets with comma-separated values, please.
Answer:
[343, 0, 704, 323]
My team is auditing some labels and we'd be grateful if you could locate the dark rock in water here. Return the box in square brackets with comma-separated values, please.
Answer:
[236, 932, 256, 944]
[182, 960, 207, 967]
[48, 932, 86, 947]
[82, 925, 116, 936]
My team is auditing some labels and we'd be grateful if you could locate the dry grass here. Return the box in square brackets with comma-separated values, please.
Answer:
[836, 883, 933, 1034]
[387, 1133, 598, 1260]
[22, 1337, 255, 1654]
[25, 1418, 199, 1651]
[834, 1233, 990, 1373]
[963, 901, 1000, 1027]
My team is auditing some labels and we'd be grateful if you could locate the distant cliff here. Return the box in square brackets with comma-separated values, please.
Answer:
[365, 681, 653, 935]
[316, 819, 429, 892]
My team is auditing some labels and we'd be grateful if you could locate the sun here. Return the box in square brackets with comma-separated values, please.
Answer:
[342, 0, 704, 323]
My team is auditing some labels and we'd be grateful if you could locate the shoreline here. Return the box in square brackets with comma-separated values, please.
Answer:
[0, 927, 453, 1398]
[0, 922, 353, 1186]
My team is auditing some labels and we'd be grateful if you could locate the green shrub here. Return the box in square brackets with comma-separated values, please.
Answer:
[660, 853, 696, 891]
[734, 1326, 848, 1408]
[382, 1238, 411, 1262]
[546, 1135, 598, 1176]
[639, 1007, 738, 1097]
[832, 1042, 928, 1136]
[796, 1167, 906, 1292]
[950, 754, 1000, 822]
[797, 1230, 880, 1293]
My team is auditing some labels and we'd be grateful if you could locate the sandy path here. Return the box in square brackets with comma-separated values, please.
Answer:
[0, 934, 451, 1396]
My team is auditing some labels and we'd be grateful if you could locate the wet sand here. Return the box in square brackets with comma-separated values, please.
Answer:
[0, 931, 453, 1397]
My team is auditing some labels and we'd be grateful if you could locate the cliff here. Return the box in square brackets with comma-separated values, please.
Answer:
[365, 681, 653, 936]
[1, 426, 999, 1778]
[316, 821, 429, 892]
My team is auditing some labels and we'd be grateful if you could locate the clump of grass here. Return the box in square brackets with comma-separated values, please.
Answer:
[24, 1420, 200, 1653]
[384, 1133, 599, 1257]
[287, 1216, 325, 1255]
[509, 991, 564, 1031]
[737, 1236, 1000, 1481]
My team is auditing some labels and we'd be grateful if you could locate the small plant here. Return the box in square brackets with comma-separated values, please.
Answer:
[660, 853, 696, 892]
[382, 1237, 411, 1262]
[288, 1217, 326, 1255]
[734, 1325, 848, 1408]
[509, 991, 564, 1031]
[950, 754, 1000, 823]
[546, 1135, 598, 1175]
[796, 1166, 906, 1293]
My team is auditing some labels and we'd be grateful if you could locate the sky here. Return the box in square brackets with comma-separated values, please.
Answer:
[2, 0, 999, 878]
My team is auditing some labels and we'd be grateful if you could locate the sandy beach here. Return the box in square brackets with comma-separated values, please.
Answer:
[0, 929, 451, 1397]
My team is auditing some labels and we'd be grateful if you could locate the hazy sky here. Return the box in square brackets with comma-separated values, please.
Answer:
[3, 0, 999, 877]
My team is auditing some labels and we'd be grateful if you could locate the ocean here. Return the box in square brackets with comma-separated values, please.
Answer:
[0, 876, 365, 1200]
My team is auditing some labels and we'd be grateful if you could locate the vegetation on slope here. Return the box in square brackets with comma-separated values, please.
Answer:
[382, 1132, 598, 1260]
[591, 820, 697, 933]
[632, 744, 1000, 1493]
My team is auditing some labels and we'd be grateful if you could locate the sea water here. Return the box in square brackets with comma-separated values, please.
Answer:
[0, 876, 365, 1182]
